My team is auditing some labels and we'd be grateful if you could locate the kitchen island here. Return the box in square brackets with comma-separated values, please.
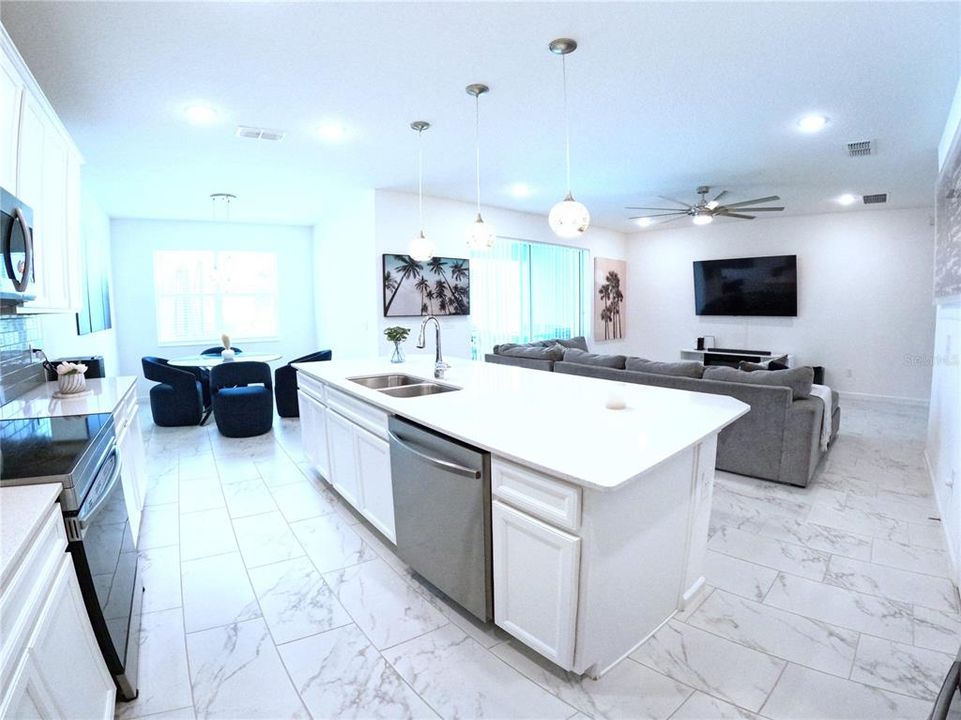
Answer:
[294, 356, 747, 678]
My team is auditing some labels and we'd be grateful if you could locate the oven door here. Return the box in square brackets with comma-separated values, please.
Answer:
[0, 188, 35, 299]
[68, 442, 141, 700]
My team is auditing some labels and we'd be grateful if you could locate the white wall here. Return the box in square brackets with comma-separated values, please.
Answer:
[625, 208, 936, 402]
[111, 218, 316, 396]
[372, 190, 631, 360]
[38, 184, 119, 373]
[928, 70, 961, 582]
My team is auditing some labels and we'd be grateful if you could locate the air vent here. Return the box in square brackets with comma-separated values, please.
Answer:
[862, 193, 887, 204]
[846, 140, 873, 157]
[235, 126, 286, 141]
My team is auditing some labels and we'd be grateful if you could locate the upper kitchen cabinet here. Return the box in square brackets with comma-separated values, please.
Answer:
[1, 24, 84, 313]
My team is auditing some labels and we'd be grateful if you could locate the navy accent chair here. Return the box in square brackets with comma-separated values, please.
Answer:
[201, 346, 243, 356]
[210, 361, 274, 438]
[142, 356, 205, 426]
[274, 350, 332, 418]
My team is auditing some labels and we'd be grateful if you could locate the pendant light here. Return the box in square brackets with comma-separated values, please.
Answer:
[547, 38, 590, 239]
[408, 121, 434, 262]
[465, 83, 496, 250]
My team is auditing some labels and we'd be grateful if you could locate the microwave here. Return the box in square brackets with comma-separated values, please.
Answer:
[1, 187, 36, 303]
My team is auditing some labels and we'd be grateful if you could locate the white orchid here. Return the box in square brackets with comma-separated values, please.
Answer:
[221, 333, 231, 349]
[55, 361, 88, 376]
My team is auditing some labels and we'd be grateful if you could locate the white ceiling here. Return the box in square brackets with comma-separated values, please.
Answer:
[2, 1, 959, 231]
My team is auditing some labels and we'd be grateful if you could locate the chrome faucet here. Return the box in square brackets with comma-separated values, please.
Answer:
[417, 315, 449, 378]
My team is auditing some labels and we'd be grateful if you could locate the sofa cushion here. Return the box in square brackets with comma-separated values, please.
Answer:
[703, 365, 814, 400]
[625, 357, 704, 378]
[562, 348, 626, 369]
[498, 343, 566, 361]
[552, 336, 589, 351]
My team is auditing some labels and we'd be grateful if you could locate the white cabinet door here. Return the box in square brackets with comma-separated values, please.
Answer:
[492, 499, 580, 669]
[116, 421, 143, 543]
[0, 653, 61, 719]
[355, 426, 395, 543]
[327, 409, 362, 508]
[298, 389, 330, 479]
[16, 94, 43, 210]
[3, 555, 115, 719]
[0, 47, 22, 193]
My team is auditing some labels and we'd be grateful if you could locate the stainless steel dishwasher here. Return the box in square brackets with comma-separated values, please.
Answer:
[388, 415, 492, 622]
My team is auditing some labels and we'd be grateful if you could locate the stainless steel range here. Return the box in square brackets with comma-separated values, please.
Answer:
[0, 413, 142, 701]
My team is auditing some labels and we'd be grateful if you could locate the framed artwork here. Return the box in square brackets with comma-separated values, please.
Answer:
[936, 118, 961, 302]
[383, 254, 470, 317]
[594, 257, 626, 341]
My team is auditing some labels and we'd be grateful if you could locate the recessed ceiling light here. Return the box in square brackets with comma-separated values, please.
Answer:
[634, 217, 654, 228]
[184, 104, 219, 126]
[692, 214, 714, 226]
[509, 183, 531, 198]
[837, 193, 857, 206]
[316, 122, 347, 142]
[797, 114, 829, 133]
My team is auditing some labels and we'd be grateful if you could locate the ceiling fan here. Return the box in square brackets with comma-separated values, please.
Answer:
[626, 185, 785, 226]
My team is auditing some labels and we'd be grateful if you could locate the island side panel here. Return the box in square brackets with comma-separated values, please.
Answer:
[572, 445, 698, 677]
[680, 434, 717, 608]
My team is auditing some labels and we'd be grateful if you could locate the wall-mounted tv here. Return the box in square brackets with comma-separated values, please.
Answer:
[693, 255, 797, 317]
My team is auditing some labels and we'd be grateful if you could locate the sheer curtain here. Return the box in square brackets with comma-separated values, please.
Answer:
[470, 237, 589, 356]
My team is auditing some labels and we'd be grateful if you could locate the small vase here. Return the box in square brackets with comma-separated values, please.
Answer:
[58, 373, 86, 395]
[221, 348, 236, 362]
[390, 342, 405, 364]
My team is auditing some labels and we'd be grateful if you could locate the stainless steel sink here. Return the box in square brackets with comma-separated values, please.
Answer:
[348, 373, 424, 389]
[379, 382, 460, 398]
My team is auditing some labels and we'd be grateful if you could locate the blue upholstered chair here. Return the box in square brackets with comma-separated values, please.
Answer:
[141, 356, 205, 427]
[210, 361, 274, 437]
[274, 350, 332, 418]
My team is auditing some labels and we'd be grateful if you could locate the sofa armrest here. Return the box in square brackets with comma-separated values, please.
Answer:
[777, 398, 825, 487]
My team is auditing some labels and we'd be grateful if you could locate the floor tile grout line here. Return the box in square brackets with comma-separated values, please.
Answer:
[756, 660, 789, 718]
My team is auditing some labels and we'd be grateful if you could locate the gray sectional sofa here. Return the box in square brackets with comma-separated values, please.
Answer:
[486, 339, 840, 488]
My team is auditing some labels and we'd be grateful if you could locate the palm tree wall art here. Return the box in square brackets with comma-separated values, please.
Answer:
[383, 254, 471, 317]
[593, 257, 627, 341]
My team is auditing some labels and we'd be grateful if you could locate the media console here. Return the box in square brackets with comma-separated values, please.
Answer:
[679, 348, 792, 368]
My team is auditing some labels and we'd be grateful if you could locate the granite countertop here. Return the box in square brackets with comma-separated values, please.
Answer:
[0, 483, 63, 587]
[294, 356, 749, 492]
[0, 376, 137, 420]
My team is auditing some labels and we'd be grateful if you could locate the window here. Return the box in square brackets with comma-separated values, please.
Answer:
[154, 250, 278, 344]
[471, 238, 590, 354]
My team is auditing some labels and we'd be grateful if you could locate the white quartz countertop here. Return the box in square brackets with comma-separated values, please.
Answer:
[294, 357, 749, 491]
[0, 484, 62, 587]
[1, 376, 137, 420]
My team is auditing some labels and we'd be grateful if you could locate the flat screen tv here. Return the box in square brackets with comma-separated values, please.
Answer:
[693, 255, 797, 317]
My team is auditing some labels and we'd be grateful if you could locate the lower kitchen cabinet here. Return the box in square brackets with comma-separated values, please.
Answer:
[298, 388, 330, 479]
[491, 499, 580, 668]
[114, 385, 146, 542]
[354, 427, 395, 542]
[327, 409, 364, 508]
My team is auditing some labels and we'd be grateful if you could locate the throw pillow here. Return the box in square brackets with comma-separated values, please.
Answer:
[626, 357, 704, 378]
[738, 359, 791, 372]
[562, 348, 626, 369]
[703, 365, 814, 400]
[498, 343, 566, 361]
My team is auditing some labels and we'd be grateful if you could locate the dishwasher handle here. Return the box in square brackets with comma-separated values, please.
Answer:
[388, 430, 482, 479]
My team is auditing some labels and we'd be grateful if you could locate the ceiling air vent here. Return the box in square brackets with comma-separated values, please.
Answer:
[846, 140, 873, 157]
[862, 193, 887, 204]
[235, 126, 286, 142]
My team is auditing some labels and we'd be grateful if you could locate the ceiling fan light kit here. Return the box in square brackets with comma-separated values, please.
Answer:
[626, 185, 785, 227]
[548, 37, 591, 239]
[465, 83, 496, 251]
[408, 120, 435, 262]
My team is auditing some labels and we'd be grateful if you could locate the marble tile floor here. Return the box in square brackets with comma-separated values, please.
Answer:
[119, 398, 957, 720]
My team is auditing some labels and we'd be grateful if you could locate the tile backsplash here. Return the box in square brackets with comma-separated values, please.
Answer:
[0, 312, 44, 405]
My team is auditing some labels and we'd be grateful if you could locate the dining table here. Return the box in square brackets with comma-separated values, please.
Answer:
[167, 352, 283, 424]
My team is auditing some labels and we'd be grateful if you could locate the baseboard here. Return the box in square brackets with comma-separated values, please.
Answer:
[923, 449, 961, 588]
[837, 390, 930, 407]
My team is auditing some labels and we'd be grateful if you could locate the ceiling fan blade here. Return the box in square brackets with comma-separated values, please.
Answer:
[721, 206, 784, 212]
[717, 212, 756, 220]
[628, 213, 686, 220]
[624, 206, 691, 212]
[658, 195, 694, 209]
[712, 190, 728, 203]
[721, 195, 781, 209]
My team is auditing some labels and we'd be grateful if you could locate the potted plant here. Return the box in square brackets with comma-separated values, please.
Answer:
[384, 326, 410, 364]
[55, 361, 88, 395]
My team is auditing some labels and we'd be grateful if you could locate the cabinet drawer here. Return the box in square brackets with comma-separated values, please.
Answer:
[114, 384, 138, 430]
[297, 372, 326, 404]
[327, 387, 388, 440]
[0, 504, 66, 685]
[492, 459, 581, 532]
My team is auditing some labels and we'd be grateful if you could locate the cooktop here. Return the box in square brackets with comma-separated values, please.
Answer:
[0, 413, 113, 482]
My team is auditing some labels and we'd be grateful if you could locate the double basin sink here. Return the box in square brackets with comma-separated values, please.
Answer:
[347, 373, 460, 398]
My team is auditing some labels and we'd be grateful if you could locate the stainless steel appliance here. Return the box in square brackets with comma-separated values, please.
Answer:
[0, 414, 142, 700]
[388, 415, 492, 621]
[0, 187, 35, 302]
[929, 647, 961, 720]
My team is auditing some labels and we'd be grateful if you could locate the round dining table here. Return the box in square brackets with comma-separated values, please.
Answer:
[167, 352, 283, 369]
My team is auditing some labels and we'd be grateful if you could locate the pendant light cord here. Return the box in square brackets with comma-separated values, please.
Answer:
[474, 93, 482, 216]
[417, 128, 424, 232]
[562, 52, 571, 196]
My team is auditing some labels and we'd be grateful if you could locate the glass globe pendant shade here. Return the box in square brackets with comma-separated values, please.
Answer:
[692, 213, 714, 226]
[466, 213, 496, 250]
[408, 231, 434, 262]
[548, 194, 591, 239]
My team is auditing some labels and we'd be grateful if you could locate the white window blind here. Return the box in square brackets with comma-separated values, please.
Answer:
[470, 238, 589, 355]
[154, 250, 279, 345]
